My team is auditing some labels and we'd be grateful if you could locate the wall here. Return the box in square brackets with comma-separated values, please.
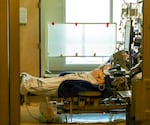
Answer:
[41, 0, 65, 76]
[20, 0, 40, 76]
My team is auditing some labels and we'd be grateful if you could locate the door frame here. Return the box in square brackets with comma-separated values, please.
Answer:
[0, 0, 20, 124]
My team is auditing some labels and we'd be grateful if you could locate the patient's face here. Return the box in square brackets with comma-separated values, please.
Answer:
[91, 68, 105, 84]
[90, 64, 111, 84]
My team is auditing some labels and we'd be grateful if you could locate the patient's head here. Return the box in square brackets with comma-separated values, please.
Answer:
[91, 68, 104, 85]
[91, 63, 111, 85]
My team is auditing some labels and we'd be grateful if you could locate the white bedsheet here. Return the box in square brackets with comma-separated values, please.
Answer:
[20, 72, 97, 95]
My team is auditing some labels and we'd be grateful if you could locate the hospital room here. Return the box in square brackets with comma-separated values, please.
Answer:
[1, 0, 150, 125]
[19, 0, 145, 124]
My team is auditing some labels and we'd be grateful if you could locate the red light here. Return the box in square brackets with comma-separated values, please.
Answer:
[106, 23, 109, 27]
[75, 23, 78, 26]
[51, 22, 55, 26]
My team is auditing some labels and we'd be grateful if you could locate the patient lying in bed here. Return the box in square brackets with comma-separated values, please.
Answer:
[20, 63, 112, 97]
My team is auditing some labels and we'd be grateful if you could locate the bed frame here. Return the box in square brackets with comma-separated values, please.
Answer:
[22, 90, 127, 114]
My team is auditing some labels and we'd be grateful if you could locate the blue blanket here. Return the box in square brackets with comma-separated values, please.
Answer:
[58, 80, 99, 98]
[58, 78, 113, 98]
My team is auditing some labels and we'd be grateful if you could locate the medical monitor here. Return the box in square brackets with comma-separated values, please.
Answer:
[124, 20, 133, 52]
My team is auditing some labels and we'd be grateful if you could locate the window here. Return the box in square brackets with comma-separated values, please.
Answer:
[65, 0, 110, 23]
[48, 23, 116, 57]
[48, 23, 116, 71]
[113, 0, 124, 42]
[62, 0, 113, 66]
[45, 0, 139, 72]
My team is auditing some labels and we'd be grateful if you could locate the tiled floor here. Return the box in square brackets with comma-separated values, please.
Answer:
[20, 102, 126, 125]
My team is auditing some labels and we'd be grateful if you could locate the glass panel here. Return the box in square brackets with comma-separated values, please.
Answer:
[48, 23, 116, 57]
[84, 24, 116, 56]
[48, 24, 83, 56]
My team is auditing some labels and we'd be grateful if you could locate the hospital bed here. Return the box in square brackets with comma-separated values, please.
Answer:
[20, 70, 128, 115]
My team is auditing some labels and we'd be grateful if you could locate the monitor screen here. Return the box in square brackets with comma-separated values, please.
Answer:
[124, 20, 133, 52]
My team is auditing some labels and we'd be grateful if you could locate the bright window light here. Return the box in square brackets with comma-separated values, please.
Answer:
[48, 23, 116, 57]
[66, 57, 110, 64]
[113, 0, 124, 42]
[65, 0, 110, 23]
[63, 0, 113, 65]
